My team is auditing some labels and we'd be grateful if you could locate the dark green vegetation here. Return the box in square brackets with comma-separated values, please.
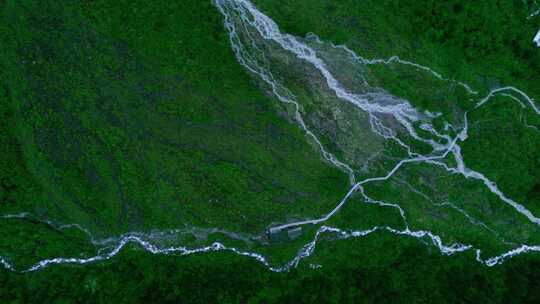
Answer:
[254, 0, 540, 208]
[254, 0, 540, 96]
[2, 236, 540, 303]
[1, 0, 540, 302]
[1, 0, 348, 238]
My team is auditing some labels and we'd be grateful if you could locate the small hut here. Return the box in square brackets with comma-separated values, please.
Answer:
[266, 226, 303, 242]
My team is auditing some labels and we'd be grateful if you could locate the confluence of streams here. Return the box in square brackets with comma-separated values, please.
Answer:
[1, 0, 540, 272]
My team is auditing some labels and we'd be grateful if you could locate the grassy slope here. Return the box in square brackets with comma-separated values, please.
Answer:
[0, 0, 349, 241]
[0, 0, 540, 302]
[252, 0, 540, 214]
[253, 0, 540, 96]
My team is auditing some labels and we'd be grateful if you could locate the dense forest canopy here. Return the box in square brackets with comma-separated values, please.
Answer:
[1, 0, 540, 302]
